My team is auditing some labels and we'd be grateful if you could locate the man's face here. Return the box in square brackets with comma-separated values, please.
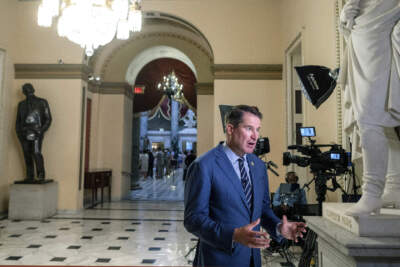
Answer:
[287, 173, 298, 184]
[226, 112, 261, 156]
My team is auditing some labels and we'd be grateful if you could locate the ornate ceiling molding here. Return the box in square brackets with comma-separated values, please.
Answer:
[99, 31, 214, 79]
[212, 64, 282, 80]
[14, 64, 92, 80]
[196, 83, 213, 95]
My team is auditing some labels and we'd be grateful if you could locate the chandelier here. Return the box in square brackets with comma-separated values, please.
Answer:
[37, 0, 142, 56]
[157, 71, 184, 103]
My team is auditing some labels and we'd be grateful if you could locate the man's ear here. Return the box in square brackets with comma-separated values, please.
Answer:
[226, 123, 234, 136]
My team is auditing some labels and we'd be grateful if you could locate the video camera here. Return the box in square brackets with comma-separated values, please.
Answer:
[282, 127, 351, 208]
[283, 127, 349, 176]
[254, 137, 270, 156]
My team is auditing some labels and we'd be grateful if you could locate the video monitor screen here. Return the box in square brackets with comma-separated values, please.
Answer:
[300, 127, 315, 137]
[330, 153, 340, 160]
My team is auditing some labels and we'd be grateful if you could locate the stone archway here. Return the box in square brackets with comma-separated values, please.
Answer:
[85, 11, 214, 200]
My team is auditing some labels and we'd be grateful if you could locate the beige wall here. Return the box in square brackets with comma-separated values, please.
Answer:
[8, 79, 84, 211]
[281, 0, 340, 202]
[0, 0, 18, 212]
[213, 80, 285, 192]
[144, 0, 282, 64]
[95, 94, 132, 200]
[15, 1, 84, 64]
[196, 95, 214, 156]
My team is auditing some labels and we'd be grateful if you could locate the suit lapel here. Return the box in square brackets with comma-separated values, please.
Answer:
[215, 145, 251, 213]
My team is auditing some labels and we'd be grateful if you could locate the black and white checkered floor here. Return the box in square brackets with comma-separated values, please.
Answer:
[0, 171, 301, 266]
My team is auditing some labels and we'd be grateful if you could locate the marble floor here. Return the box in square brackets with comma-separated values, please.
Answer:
[0, 171, 302, 266]
[129, 169, 184, 201]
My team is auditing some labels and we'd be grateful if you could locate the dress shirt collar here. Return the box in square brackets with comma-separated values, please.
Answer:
[222, 142, 247, 165]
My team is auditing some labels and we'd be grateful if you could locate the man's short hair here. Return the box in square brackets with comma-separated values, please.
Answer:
[225, 105, 263, 128]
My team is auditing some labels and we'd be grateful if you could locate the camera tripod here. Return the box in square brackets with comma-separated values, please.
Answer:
[302, 170, 349, 215]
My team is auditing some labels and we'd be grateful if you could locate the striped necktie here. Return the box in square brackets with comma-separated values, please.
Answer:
[238, 157, 253, 211]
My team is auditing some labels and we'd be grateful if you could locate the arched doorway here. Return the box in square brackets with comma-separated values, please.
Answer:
[84, 11, 213, 203]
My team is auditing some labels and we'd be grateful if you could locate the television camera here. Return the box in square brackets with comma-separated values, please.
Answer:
[253, 137, 279, 177]
[283, 127, 351, 211]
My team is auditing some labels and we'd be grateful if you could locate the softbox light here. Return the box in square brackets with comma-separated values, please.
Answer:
[294, 65, 339, 109]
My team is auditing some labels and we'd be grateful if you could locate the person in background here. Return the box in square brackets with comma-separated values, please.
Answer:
[272, 171, 307, 219]
[183, 150, 196, 181]
[155, 148, 164, 179]
[146, 150, 154, 179]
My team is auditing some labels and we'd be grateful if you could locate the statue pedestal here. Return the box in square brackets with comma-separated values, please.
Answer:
[9, 181, 58, 220]
[323, 202, 400, 237]
[304, 203, 400, 267]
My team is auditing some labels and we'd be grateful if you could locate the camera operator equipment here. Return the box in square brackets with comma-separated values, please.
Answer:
[283, 127, 350, 215]
[272, 171, 307, 220]
[253, 136, 279, 177]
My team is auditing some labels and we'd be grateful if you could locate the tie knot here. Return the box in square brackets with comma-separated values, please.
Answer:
[238, 157, 245, 165]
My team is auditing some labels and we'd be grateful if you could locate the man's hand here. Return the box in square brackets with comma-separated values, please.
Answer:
[279, 215, 307, 242]
[233, 219, 270, 248]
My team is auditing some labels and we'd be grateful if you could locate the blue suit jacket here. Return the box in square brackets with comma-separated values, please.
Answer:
[184, 144, 281, 267]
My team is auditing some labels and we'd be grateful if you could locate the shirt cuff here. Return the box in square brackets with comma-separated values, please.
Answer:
[276, 222, 283, 237]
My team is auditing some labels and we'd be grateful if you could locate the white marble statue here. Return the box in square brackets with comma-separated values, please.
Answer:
[340, 0, 400, 216]
[183, 109, 196, 128]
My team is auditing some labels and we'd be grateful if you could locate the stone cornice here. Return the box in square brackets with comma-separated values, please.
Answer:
[212, 64, 282, 80]
[88, 81, 133, 100]
[195, 83, 213, 95]
[14, 64, 92, 81]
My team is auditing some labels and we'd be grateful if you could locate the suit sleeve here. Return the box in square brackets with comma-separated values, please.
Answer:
[184, 161, 236, 254]
[259, 164, 282, 241]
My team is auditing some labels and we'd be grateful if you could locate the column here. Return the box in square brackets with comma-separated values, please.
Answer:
[170, 99, 179, 152]
[139, 111, 148, 151]
[131, 115, 140, 189]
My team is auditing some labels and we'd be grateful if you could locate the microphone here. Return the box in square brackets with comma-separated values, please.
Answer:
[268, 160, 278, 169]
[288, 145, 298, 149]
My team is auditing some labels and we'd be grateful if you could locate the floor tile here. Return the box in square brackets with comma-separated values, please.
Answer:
[50, 257, 66, 262]
[27, 244, 42, 248]
[142, 259, 156, 264]
[9, 234, 21, 237]
[96, 258, 111, 263]
[67, 245, 81, 249]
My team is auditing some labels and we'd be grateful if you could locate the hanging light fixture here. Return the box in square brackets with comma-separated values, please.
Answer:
[37, 0, 142, 56]
[157, 71, 184, 103]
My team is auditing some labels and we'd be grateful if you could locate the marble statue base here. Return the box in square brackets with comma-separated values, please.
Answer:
[305, 216, 400, 267]
[323, 202, 400, 237]
[9, 181, 58, 220]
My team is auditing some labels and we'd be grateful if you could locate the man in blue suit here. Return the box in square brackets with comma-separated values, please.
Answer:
[184, 105, 306, 267]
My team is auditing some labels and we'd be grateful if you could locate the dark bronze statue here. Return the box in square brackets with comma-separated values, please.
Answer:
[15, 83, 52, 182]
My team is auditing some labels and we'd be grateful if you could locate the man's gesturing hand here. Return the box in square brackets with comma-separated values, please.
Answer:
[233, 219, 270, 248]
[279, 215, 307, 242]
